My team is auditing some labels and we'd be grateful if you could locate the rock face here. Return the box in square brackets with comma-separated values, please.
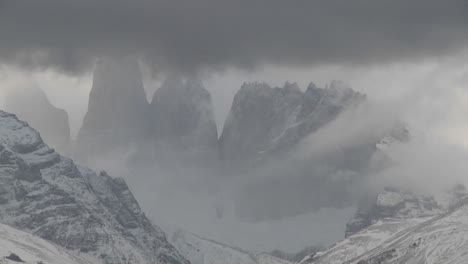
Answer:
[76, 56, 150, 159]
[0, 110, 189, 264]
[77, 59, 218, 168]
[150, 75, 218, 164]
[4, 86, 70, 153]
[219, 81, 374, 221]
[219, 81, 366, 166]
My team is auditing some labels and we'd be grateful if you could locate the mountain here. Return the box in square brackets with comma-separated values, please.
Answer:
[4, 86, 70, 153]
[221, 82, 408, 221]
[150, 75, 218, 164]
[0, 110, 188, 264]
[0, 222, 92, 264]
[303, 198, 468, 264]
[171, 230, 291, 264]
[76, 56, 150, 160]
[76, 57, 218, 169]
[219, 81, 366, 166]
[270, 246, 323, 263]
[300, 187, 468, 264]
[345, 187, 446, 238]
[344, 202, 468, 264]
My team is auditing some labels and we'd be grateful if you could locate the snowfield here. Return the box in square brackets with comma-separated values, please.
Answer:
[0, 110, 189, 264]
[171, 230, 292, 264]
[303, 197, 468, 264]
[0, 222, 92, 264]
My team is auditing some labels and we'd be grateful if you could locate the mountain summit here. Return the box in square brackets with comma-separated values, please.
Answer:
[150, 74, 218, 164]
[0, 110, 188, 264]
[219, 81, 366, 166]
[4, 86, 70, 153]
[76, 56, 150, 160]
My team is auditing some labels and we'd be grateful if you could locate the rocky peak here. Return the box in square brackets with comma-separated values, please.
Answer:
[219, 82, 304, 163]
[219, 81, 365, 165]
[0, 110, 189, 264]
[150, 74, 218, 163]
[76, 56, 150, 160]
[4, 86, 70, 153]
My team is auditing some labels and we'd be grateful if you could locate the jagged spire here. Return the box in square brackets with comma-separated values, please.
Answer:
[76, 56, 150, 159]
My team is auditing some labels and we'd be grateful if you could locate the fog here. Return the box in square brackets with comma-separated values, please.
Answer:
[1, 0, 468, 256]
[3, 58, 468, 253]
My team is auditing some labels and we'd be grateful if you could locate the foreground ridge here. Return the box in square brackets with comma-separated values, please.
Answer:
[0, 110, 189, 264]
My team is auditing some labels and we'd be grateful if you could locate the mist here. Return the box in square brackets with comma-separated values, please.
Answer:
[1, 1, 468, 258]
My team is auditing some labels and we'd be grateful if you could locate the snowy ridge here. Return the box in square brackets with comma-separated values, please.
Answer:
[301, 218, 430, 264]
[0, 222, 92, 264]
[344, 201, 468, 264]
[345, 186, 463, 238]
[4, 86, 70, 153]
[0, 110, 188, 264]
[302, 188, 468, 264]
[171, 230, 292, 264]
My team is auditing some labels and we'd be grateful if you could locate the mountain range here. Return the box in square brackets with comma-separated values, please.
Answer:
[0, 110, 188, 264]
[2, 56, 468, 263]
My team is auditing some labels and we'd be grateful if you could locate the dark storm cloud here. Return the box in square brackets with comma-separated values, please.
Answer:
[0, 0, 467, 73]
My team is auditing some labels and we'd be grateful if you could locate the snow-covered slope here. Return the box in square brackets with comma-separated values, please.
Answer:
[301, 188, 468, 264]
[0, 110, 188, 264]
[301, 218, 430, 264]
[343, 201, 468, 264]
[0, 222, 92, 264]
[345, 187, 446, 238]
[4, 86, 70, 153]
[171, 230, 291, 264]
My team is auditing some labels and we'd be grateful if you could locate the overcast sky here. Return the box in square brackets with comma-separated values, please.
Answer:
[0, 0, 467, 72]
[1, 0, 467, 132]
[1, 0, 468, 252]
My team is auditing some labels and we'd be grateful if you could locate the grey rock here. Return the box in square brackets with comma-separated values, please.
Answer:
[76, 56, 150, 160]
[220, 81, 372, 221]
[150, 74, 218, 164]
[0, 110, 189, 264]
[219, 81, 366, 167]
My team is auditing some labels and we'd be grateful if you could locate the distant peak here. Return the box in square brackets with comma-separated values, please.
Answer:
[283, 82, 300, 92]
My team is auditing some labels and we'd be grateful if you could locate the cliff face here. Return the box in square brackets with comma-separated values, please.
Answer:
[150, 75, 218, 164]
[219, 82, 373, 221]
[76, 56, 150, 159]
[219, 81, 366, 167]
[0, 110, 189, 264]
